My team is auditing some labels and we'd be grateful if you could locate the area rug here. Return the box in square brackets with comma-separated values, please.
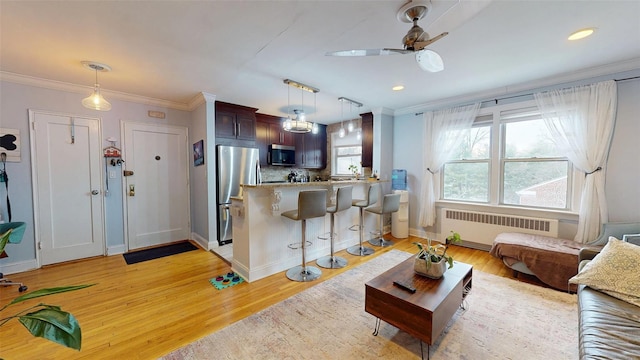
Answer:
[162, 250, 578, 359]
[210, 272, 244, 290]
[123, 241, 198, 265]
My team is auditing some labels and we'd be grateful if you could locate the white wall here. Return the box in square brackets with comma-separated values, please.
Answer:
[0, 80, 191, 269]
[393, 74, 640, 242]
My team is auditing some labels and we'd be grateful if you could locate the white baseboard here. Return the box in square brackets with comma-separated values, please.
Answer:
[0, 258, 38, 275]
[191, 232, 214, 251]
[107, 244, 127, 256]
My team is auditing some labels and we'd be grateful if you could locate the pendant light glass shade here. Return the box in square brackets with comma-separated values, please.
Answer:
[81, 61, 112, 111]
[338, 126, 346, 138]
[82, 83, 112, 111]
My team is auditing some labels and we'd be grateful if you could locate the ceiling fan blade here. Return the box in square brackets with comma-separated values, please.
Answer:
[416, 49, 444, 72]
[326, 48, 410, 57]
[412, 32, 449, 51]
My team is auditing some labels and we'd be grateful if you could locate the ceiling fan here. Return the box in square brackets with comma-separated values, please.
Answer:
[326, 0, 448, 72]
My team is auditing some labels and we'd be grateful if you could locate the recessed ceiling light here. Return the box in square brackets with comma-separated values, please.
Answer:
[568, 28, 595, 41]
[392, 85, 404, 91]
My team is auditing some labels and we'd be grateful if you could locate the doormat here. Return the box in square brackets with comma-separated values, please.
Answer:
[210, 272, 244, 290]
[123, 241, 198, 265]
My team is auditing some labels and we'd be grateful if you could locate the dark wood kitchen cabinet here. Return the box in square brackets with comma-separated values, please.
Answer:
[295, 124, 327, 169]
[361, 112, 373, 168]
[215, 101, 258, 147]
[255, 113, 295, 166]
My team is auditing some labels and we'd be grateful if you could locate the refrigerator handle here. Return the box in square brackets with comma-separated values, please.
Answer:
[256, 159, 262, 184]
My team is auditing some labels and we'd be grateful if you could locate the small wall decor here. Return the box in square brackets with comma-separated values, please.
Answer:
[0, 128, 20, 162]
[193, 139, 204, 166]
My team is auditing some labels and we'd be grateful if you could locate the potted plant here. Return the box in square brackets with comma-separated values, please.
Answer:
[0, 228, 95, 352]
[413, 231, 461, 279]
[348, 164, 360, 179]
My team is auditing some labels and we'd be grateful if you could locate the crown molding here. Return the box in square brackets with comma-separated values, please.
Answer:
[395, 58, 640, 116]
[0, 71, 198, 111]
[187, 92, 217, 109]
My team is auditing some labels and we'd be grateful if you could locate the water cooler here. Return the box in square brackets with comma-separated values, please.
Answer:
[392, 189, 409, 238]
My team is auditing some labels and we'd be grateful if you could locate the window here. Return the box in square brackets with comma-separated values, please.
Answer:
[502, 117, 569, 209]
[332, 130, 362, 176]
[442, 125, 491, 202]
[441, 105, 572, 210]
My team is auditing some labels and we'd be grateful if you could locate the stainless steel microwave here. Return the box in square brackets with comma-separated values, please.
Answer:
[268, 144, 295, 166]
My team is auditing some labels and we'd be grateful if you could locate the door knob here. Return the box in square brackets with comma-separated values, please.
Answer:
[91, 190, 99, 195]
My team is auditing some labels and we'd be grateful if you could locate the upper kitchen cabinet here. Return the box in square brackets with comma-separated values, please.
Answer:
[295, 124, 327, 169]
[360, 112, 373, 168]
[255, 113, 294, 166]
[215, 101, 258, 146]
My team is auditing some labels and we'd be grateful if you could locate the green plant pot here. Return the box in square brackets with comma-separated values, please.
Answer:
[414, 256, 447, 279]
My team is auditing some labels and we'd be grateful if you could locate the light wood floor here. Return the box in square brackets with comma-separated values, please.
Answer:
[0, 235, 545, 359]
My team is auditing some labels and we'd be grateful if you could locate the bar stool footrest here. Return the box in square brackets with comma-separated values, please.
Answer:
[287, 241, 312, 250]
[317, 232, 336, 241]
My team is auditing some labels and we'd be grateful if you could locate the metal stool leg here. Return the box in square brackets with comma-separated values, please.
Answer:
[317, 213, 347, 268]
[369, 212, 394, 247]
[347, 207, 374, 256]
[286, 219, 321, 281]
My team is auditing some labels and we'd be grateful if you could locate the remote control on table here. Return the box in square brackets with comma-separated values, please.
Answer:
[393, 280, 416, 293]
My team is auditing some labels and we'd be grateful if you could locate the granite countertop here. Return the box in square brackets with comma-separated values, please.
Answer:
[242, 179, 384, 188]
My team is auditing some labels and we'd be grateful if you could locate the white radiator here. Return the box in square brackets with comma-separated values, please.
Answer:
[440, 208, 559, 248]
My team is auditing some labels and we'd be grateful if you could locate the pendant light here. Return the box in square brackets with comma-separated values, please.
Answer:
[282, 79, 318, 133]
[81, 61, 112, 111]
[338, 99, 346, 138]
[338, 97, 363, 137]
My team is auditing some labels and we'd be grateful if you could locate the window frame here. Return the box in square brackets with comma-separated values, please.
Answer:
[331, 129, 362, 176]
[439, 100, 578, 212]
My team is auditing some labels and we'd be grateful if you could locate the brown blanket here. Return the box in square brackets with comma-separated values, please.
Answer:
[490, 232, 602, 291]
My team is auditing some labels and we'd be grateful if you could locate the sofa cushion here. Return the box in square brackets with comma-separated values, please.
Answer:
[570, 237, 640, 307]
[578, 285, 640, 359]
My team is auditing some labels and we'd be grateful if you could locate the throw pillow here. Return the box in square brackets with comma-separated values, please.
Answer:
[569, 236, 640, 307]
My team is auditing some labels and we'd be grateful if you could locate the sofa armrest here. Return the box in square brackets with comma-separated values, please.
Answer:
[579, 248, 600, 262]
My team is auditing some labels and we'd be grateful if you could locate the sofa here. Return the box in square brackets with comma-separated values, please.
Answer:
[572, 238, 640, 359]
[490, 222, 640, 291]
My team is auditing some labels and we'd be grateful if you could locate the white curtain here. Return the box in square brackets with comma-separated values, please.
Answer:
[534, 80, 617, 243]
[418, 103, 481, 227]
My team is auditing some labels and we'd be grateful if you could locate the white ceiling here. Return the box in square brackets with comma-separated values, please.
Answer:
[1, 0, 639, 124]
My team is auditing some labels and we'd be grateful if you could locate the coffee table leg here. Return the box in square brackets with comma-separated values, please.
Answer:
[372, 317, 381, 336]
[420, 340, 429, 360]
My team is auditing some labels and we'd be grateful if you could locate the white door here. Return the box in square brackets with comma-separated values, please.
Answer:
[30, 111, 105, 265]
[122, 122, 190, 250]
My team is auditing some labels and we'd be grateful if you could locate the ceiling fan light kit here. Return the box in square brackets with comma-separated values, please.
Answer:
[325, 0, 448, 72]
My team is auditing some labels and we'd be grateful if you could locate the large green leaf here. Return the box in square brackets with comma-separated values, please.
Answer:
[9, 284, 95, 305]
[0, 229, 11, 254]
[18, 307, 81, 350]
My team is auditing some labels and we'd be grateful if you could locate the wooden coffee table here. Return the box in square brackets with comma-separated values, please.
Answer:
[365, 257, 473, 359]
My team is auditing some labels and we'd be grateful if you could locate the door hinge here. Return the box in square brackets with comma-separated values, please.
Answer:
[32, 122, 36, 130]
[38, 242, 42, 250]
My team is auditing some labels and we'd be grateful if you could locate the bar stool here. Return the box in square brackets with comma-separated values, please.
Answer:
[367, 193, 401, 247]
[281, 189, 328, 282]
[317, 186, 353, 269]
[347, 183, 379, 256]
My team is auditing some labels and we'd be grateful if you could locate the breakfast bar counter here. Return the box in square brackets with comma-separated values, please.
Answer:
[231, 180, 381, 282]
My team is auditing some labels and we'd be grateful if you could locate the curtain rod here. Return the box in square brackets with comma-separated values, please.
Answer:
[415, 75, 640, 116]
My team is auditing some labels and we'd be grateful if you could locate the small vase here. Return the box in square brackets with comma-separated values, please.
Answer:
[414, 255, 447, 279]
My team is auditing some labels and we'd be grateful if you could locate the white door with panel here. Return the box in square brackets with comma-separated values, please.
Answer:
[30, 111, 105, 265]
[122, 122, 190, 250]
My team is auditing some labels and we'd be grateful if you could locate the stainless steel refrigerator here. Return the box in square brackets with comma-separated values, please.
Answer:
[216, 145, 261, 245]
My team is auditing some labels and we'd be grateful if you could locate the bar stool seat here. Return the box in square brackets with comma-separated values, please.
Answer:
[281, 189, 328, 282]
[317, 186, 352, 269]
[347, 183, 379, 256]
[367, 193, 401, 247]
